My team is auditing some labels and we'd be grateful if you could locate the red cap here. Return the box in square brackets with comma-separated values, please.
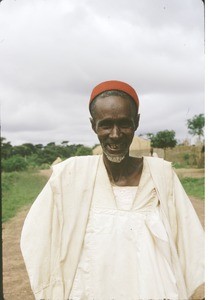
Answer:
[89, 80, 139, 108]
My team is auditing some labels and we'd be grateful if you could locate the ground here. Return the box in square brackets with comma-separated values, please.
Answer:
[2, 169, 205, 300]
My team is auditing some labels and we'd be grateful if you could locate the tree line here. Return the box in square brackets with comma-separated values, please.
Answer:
[1, 139, 93, 172]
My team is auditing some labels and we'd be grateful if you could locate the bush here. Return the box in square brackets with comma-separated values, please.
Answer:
[2, 155, 28, 172]
[183, 153, 190, 163]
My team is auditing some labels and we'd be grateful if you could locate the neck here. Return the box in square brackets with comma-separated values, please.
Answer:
[103, 152, 129, 169]
[103, 153, 132, 183]
[102, 153, 144, 186]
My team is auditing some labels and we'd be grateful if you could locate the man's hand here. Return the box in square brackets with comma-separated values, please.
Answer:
[190, 283, 205, 299]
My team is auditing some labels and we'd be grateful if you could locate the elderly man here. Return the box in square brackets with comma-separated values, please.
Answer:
[21, 80, 204, 300]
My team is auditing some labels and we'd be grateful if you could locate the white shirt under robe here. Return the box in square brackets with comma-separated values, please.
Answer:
[70, 161, 178, 299]
[20, 155, 204, 300]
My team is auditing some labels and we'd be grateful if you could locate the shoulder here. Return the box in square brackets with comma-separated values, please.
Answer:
[51, 155, 100, 177]
[144, 156, 174, 182]
[144, 156, 172, 168]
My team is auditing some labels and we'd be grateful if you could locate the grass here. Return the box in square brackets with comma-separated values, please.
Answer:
[2, 170, 48, 223]
[180, 177, 205, 200]
[172, 162, 199, 169]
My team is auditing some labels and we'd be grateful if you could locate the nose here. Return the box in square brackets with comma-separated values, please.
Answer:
[109, 125, 121, 139]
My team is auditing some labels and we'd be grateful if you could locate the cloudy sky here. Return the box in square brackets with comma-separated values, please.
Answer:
[0, 0, 205, 147]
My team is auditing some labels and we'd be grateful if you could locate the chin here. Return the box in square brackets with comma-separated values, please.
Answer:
[103, 151, 127, 163]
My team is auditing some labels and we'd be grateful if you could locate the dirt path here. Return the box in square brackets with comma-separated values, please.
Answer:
[2, 206, 35, 300]
[2, 170, 205, 300]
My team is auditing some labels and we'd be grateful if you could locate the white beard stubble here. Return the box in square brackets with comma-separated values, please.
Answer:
[104, 152, 126, 163]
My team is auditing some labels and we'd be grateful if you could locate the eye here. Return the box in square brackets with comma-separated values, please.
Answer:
[99, 121, 113, 129]
[118, 120, 133, 128]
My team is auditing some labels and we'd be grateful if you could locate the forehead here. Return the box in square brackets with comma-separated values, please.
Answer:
[93, 96, 135, 119]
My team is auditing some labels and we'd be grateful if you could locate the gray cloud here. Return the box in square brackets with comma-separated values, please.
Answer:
[0, 0, 204, 146]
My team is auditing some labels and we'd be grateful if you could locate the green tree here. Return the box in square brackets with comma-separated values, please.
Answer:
[61, 141, 69, 146]
[1, 137, 12, 159]
[187, 114, 205, 142]
[22, 143, 36, 155]
[75, 145, 92, 156]
[149, 130, 177, 158]
[40, 142, 59, 164]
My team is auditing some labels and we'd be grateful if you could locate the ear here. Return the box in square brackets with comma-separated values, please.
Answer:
[134, 114, 140, 131]
[90, 117, 97, 133]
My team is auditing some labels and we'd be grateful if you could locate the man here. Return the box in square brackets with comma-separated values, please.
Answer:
[21, 80, 204, 300]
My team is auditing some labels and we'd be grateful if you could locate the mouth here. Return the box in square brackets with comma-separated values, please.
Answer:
[106, 143, 127, 154]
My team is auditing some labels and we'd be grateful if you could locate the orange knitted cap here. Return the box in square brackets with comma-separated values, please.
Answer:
[89, 80, 139, 108]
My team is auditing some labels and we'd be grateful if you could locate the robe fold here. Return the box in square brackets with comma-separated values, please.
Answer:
[20, 155, 204, 300]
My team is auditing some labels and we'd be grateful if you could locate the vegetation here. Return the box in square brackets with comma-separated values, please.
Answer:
[2, 170, 48, 223]
[2, 155, 28, 172]
[187, 113, 205, 142]
[1, 137, 93, 172]
[180, 177, 204, 200]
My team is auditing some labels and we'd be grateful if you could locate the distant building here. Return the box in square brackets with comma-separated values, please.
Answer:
[182, 138, 191, 146]
[51, 157, 62, 167]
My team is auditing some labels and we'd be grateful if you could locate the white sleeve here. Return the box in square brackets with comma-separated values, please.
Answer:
[20, 177, 64, 300]
[172, 171, 204, 298]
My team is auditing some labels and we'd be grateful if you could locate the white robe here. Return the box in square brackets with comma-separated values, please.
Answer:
[20, 155, 204, 300]
[70, 160, 179, 299]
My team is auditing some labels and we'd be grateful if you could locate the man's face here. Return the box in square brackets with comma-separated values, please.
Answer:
[91, 96, 139, 162]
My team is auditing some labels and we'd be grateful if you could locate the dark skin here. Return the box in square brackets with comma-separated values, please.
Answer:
[103, 156, 144, 186]
[90, 95, 143, 186]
